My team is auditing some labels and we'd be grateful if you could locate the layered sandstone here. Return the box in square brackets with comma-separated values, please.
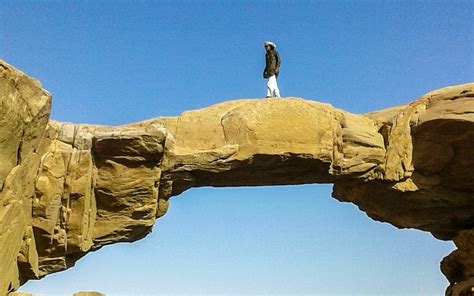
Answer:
[0, 60, 472, 295]
[0, 61, 51, 292]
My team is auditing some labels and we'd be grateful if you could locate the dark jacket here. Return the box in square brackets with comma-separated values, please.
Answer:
[263, 49, 281, 79]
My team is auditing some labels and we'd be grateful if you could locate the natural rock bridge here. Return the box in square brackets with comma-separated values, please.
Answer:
[0, 60, 473, 295]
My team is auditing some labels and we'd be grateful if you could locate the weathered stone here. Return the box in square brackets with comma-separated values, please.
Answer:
[0, 61, 51, 188]
[442, 230, 474, 294]
[0, 60, 51, 294]
[0, 60, 472, 295]
[159, 98, 386, 197]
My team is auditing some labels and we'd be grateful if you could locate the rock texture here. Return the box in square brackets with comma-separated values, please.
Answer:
[0, 61, 51, 293]
[0, 60, 472, 295]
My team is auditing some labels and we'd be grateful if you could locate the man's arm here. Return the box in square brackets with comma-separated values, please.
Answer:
[274, 51, 281, 77]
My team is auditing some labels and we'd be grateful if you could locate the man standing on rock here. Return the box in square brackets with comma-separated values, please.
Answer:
[263, 41, 281, 98]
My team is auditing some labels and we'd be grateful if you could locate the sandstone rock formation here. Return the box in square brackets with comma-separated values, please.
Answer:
[0, 60, 472, 295]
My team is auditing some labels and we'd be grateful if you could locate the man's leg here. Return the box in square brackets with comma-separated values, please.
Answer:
[266, 77, 273, 98]
[273, 78, 281, 98]
[267, 75, 279, 98]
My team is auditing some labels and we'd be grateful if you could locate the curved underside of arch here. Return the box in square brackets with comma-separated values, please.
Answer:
[0, 60, 473, 295]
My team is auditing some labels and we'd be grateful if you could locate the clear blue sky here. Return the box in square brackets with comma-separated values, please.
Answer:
[1, 1, 472, 295]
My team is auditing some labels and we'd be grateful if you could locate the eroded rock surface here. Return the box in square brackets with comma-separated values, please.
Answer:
[0, 60, 472, 295]
[0, 61, 51, 293]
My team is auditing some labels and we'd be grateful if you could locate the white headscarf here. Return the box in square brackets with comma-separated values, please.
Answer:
[264, 41, 276, 49]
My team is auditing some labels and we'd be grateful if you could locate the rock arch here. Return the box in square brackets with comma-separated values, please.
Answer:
[0, 60, 472, 295]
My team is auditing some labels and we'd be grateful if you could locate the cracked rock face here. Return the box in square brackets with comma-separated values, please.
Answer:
[0, 60, 473, 295]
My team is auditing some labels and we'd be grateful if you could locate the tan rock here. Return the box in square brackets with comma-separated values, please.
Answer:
[0, 61, 51, 187]
[160, 98, 385, 197]
[0, 60, 472, 295]
[442, 230, 474, 288]
[73, 292, 106, 296]
[0, 60, 51, 294]
[92, 126, 164, 244]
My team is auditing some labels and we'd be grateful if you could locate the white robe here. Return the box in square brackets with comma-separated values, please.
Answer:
[266, 75, 281, 98]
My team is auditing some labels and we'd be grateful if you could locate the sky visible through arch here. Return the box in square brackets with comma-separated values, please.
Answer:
[1, 0, 472, 295]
